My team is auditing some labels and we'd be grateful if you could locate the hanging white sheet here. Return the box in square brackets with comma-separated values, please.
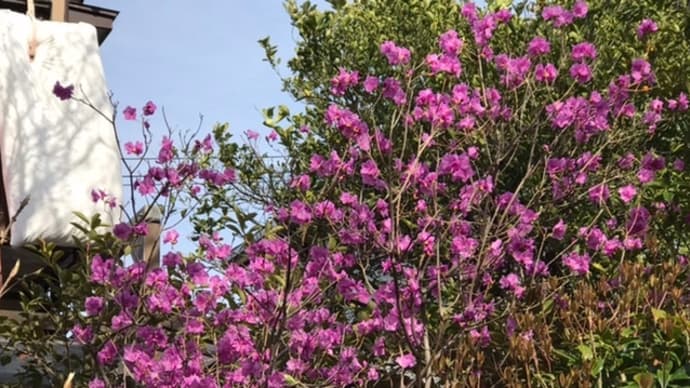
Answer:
[0, 10, 122, 246]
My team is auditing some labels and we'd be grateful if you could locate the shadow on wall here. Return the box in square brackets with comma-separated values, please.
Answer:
[0, 10, 122, 248]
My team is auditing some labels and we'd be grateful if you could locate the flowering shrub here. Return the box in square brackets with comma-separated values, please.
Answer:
[2, 0, 690, 387]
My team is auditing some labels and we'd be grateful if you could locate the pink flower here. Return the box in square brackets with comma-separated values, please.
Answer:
[363, 76, 379, 93]
[88, 379, 106, 388]
[426, 53, 462, 77]
[673, 159, 685, 171]
[527, 37, 550, 56]
[360, 159, 382, 187]
[569, 63, 592, 83]
[571, 42, 597, 62]
[330, 68, 360, 96]
[124, 141, 144, 156]
[246, 129, 260, 140]
[289, 200, 312, 225]
[572, 0, 588, 19]
[72, 324, 93, 344]
[52, 81, 74, 100]
[535, 63, 558, 83]
[380, 41, 411, 66]
[542, 5, 573, 27]
[637, 19, 658, 39]
[499, 273, 525, 298]
[395, 353, 416, 369]
[439, 29, 463, 55]
[552, 219, 567, 240]
[588, 184, 610, 205]
[142, 100, 157, 116]
[290, 174, 312, 192]
[157, 136, 175, 164]
[123, 106, 137, 120]
[631, 58, 654, 84]
[97, 341, 118, 365]
[563, 252, 590, 275]
[618, 185, 637, 203]
[90, 255, 114, 285]
[626, 206, 650, 236]
[85, 296, 105, 316]
[113, 223, 133, 240]
[163, 229, 179, 245]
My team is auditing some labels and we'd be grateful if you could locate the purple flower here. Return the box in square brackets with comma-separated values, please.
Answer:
[571, 42, 597, 62]
[330, 68, 360, 96]
[113, 222, 133, 241]
[246, 129, 260, 140]
[618, 153, 635, 170]
[85, 296, 105, 316]
[395, 353, 416, 369]
[626, 206, 650, 236]
[552, 219, 567, 240]
[90, 255, 114, 285]
[363, 76, 379, 93]
[163, 229, 179, 245]
[97, 341, 118, 365]
[380, 41, 411, 66]
[618, 185, 637, 203]
[111, 311, 133, 331]
[426, 53, 462, 77]
[570, 63, 592, 83]
[563, 252, 590, 275]
[572, 0, 588, 19]
[499, 273, 525, 298]
[439, 153, 474, 182]
[631, 58, 654, 84]
[527, 37, 550, 56]
[542, 5, 573, 27]
[124, 141, 144, 155]
[142, 100, 157, 116]
[470, 326, 491, 347]
[163, 251, 183, 267]
[588, 184, 610, 205]
[290, 200, 312, 225]
[360, 159, 382, 187]
[123, 106, 137, 120]
[382, 77, 407, 105]
[673, 159, 685, 171]
[157, 136, 175, 163]
[439, 29, 463, 55]
[71, 324, 93, 344]
[88, 379, 106, 388]
[52, 81, 74, 100]
[535, 63, 558, 83]
[637, 19, 658, 39]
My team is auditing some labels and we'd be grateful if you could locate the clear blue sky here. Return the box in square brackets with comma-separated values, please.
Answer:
[91, 0, 310, 137]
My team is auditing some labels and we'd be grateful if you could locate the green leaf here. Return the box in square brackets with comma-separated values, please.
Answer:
[634, 372, 655, 388]
[591, 358, 605, 377]
[577, 344, 594, 361]
[258, 36, 280, 68]
[652, 308, 668, 322]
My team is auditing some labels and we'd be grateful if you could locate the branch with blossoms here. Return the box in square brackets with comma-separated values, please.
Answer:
[4, 1, 690, 387]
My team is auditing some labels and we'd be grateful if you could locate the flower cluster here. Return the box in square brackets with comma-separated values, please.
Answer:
[20, 1, 690, 387]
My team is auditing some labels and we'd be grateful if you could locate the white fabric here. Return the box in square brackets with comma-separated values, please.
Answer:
[0, 11, 122, 246]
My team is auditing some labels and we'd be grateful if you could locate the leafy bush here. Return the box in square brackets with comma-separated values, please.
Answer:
[1, 1, 690, 387]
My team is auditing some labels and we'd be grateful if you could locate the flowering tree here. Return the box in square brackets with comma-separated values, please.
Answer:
[3, 0, 690, 387]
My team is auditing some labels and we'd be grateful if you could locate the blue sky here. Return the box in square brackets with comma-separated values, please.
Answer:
[91, 1, 308, 137]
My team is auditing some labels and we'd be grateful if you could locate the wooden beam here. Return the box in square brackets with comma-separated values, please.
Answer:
[144, 220, 161, 270]
[50, 0, 67, 21]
